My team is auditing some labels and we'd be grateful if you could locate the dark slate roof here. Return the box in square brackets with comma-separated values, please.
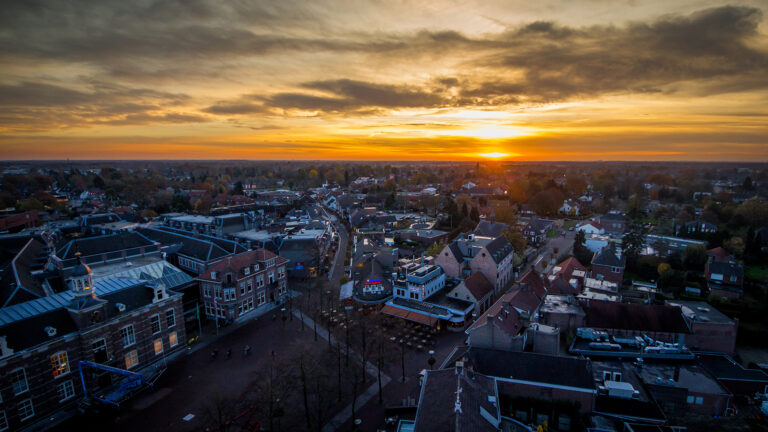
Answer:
[413, 368, 498, 432]
[1, 308, 79, 352]
[485, 236, 514, 264]
[580, 299, 690, 334]
[697, 354, 768, 383]
[138, 228, 237, 262]
[80, 212, 122, 226]
[591, 243, 626, 268]
[58, 232, 155, 260]
[448, 242, 465, 262]
[155, 227, 247, 255]
[473, 220, 508, 238]
[528, 218, 554, 232]
[601, 213, 626, 222]
[1, 238, 48, 308]
[707, 260, 744, 279]
[467, 348, 594, 390]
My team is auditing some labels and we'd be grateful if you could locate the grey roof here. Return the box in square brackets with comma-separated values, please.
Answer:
[707, 260, 743, 279]
[57, 232, 155, 260]
[413, 368, 498, 432]
[591, 243, 626, 268]
[485, 236, 514, 264]
[466, 348, 595, 390]
[138, 228, 242, 262]
[473, 220, 508, 238]
[0, 277, 144, 327]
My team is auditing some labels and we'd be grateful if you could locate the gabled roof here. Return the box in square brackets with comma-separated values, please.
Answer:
[463, 272, 493, 300]
[473, 220, 508, 238]
[484, 236, 514, 264]
[591, 243, 626, 268]
[517, 270, 547, 299]
[706, 260, 743, 280]
[138, 228, 241, 262]
[413, 368, 498, 432]
[706, 247, 731, 262]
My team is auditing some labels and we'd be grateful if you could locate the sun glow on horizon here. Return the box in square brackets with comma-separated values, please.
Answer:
[478, 152, 510, 158]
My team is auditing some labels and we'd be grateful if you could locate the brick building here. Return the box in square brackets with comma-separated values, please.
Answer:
[198, 249, 288, 321]
[590, 243, 625, 286]
[0, 258, 185, 431]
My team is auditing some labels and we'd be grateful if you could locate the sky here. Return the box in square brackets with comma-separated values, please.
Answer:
[1, 0, 767, 161]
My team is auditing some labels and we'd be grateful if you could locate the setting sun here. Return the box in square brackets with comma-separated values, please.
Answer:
[478, 152, 510, 158]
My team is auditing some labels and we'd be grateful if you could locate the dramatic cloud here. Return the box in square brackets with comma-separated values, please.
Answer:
[0, 1, 766, 159]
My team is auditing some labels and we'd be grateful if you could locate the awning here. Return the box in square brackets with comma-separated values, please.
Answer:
[381, 305, 438, 327]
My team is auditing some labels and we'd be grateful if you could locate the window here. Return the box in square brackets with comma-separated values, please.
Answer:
[92, 338, 108, 363]
[10, 368, 28, 395]
[50, 351, 70, 378]
[0, 410, 7, 431]
[268, 272, 275, 284]
[166, 309, 176, 328]
[203, 284, 211, 297]
[121, 325, 135, 347]
[18, 399, 34, 421]
[257, 291, 266, 305]
[686, 395, 695, 404]
[256, 275, 264, 288]
[247, 279, 253, 292]
[57, 380, 75, 402]
[125, 350, 139, 369]
[154, 339, 163, 355]
[169, 331, 178, 347]
[150, 314, 161, 334]
[695, 396, 703, 405]
[240, 282, 246, 295]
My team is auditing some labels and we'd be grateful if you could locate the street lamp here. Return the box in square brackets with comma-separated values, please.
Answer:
[428, 350, 436, 370]
[399, 338, 406, 383]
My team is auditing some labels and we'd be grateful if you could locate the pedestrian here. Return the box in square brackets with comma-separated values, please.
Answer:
[244, 345, 251, 356]
[225, 348, 232, 359]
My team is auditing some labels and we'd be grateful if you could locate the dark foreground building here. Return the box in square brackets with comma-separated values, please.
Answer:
[0, 258, 185, 431]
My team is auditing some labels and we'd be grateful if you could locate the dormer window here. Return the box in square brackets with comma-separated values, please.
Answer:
[226, 273, 233, 284]
[244, 267, 250, 275]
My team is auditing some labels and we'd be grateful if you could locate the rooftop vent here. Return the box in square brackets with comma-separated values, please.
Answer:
[116, 303, 126, 312]
[45, 326, 57, 337]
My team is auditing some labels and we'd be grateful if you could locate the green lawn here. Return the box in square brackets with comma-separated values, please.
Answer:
[745, 265, 768, 282]
[563, 220, 577, 229]
[546, 229, 559, 238]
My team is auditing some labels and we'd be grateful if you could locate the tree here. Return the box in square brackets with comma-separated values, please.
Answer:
[724, 236, 745, 258]
[503, 227, 527, 254]
[683, 245, 707, 270]
[233, 181, 244, 195]
[572, 230, 592, 267]
[470, 206, 480, 222]
[426, 242, 446, 256]
[743, 176, 753, 190]
[384, 192, 395, 209]
[622, 220, 646, 266]
[657, 262, 672, 276]
[140, 209, 158, 219]
[461, 202, 469, 218]
[529, 187, 564, 216]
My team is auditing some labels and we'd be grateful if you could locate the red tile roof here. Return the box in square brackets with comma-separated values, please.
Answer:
[463, 272, 493, 300]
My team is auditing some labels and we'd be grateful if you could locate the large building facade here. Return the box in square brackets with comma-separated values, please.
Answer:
[0, 259, 185, 431]
[198, 249, 288, 320]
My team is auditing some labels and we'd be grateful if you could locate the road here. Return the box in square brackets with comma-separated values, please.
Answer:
[522, 222, 577, 275]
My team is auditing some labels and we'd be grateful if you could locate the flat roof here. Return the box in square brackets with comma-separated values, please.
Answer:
[665, 300, 734, 325]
